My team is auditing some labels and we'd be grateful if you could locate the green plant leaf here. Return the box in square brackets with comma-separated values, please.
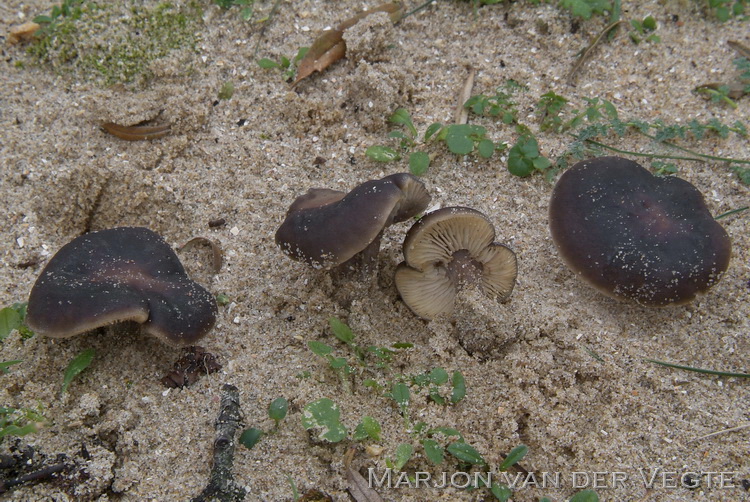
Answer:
[490, 482, 513, 501]
[446, 441, 486, 465]
[239, 427, 263, 449]
[329, 317, 354, 344]
[477, 139, 495, 158]
[390, 382, 410, 410]
[218, 81, 235, 100]
[257, 58, 281, 69]
[61, 348, 95, 395]
[353, 416, 381, 441]
[421, 439, 444, 464]
[445, 128, 474, 155]
[570, 489, 600, 502]
[308, 340, 333, 357]
[365, 145, 401, 162]
[450, 371, 466, 404]
[409, 151, 430, 176]
[301, 398, 347, 442]
[268, 397, 288, 424]
[507, 141, 534, 177]
[0, 307, 22, 341]
[499, 444, 528, 471]
[424, 122, 443, 141]
[393, 443, 413, 470]
[389, 108, 417, 138]
[429, 367, 449, 385]
[0, 360, 22, 375]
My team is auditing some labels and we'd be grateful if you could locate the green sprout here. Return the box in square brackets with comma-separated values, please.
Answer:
[61, 348, 95, 394]
[257, 47, 309, 81]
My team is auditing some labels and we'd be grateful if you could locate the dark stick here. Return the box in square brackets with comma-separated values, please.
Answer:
[192, 384, 247, 502]
[0, 463, 67, 494]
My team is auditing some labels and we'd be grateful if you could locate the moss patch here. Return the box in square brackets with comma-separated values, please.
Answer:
[27, 1, 202, 86]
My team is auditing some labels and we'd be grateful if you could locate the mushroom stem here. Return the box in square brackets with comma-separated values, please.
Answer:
[445, 249, 484, 287]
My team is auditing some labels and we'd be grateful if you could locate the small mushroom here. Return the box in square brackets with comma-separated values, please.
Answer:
[26, 227, 218, 346]
[275, 173, 430, 272]
[394, 207, 518, 320]
[549, 156, 732, 306]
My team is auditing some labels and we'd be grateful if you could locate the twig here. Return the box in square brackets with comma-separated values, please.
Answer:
[192, 384, 247, 502]
[454, 67, 476, 124]
[0, 462, 67, 494]
[691, 423, 750, 443]
[567, 20, 624, 83]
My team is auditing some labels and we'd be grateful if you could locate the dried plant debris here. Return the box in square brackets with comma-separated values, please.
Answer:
[567, 20, 624, 83]
[299, 489, 334, 502]
[179, 236, 224, 274]
[7, 22, 40, 45]
[101, 122, 171, 141]
[191, 384, 246, 502]
[344, 448, 385, 502]
[694, 40, 750, 105]
[161, 346, 222, 389]
[292, 2, 404, 86]
[0, 443, 69, 495]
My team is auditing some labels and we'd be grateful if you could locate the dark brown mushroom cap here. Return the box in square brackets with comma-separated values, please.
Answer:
[395, 207, 518, 320]
[275, 173, 430, 269]
[549, 156, 731, 306]
[26, 227, 218, 346]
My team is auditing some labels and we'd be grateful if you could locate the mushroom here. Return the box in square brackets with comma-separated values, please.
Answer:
[275, 173, 430, 272]
[549, 156, 731, 306]
[26, 227, 218, 346]
[394, 207, 518, 320]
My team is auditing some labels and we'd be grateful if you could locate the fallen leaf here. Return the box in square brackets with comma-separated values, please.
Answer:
[179, 236, 224, 274]
[292, 2, 404, 86]
[454, 67, 476, 125]
[8, 22, 40, 45]
[344, 448, 385, 502]
[101, 122, 171, 141]
[293, 30, 346, 86]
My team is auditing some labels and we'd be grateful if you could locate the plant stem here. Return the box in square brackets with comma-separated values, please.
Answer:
[401, 0, 437, 20]
[715, 206, 749, 220]
[577, 135, 750, 166]
[635, 129, 750, 164]
[644, 358, 750, 378]
[577, 137, 705, 162]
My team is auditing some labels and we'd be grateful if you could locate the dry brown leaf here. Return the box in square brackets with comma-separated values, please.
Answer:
[101, 122, 171, 141]
[292, 2, 404, 86]
[179, 236, 224, 274]
[454, 67, 476, 125]
[7, 22, 40, 45]
[344, 448, 385, 502]
[293, 30, 346, 86]
[337, 1, 404, 31]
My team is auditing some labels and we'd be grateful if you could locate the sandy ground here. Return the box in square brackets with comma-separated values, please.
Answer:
[1, 0, 749, 500]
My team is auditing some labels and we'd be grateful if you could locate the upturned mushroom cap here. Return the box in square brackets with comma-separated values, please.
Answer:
[395, 207, 518, 320]
[26, 227, 218, 346]
[275, 173, 431, 270]
[549, 156, 731, 306]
